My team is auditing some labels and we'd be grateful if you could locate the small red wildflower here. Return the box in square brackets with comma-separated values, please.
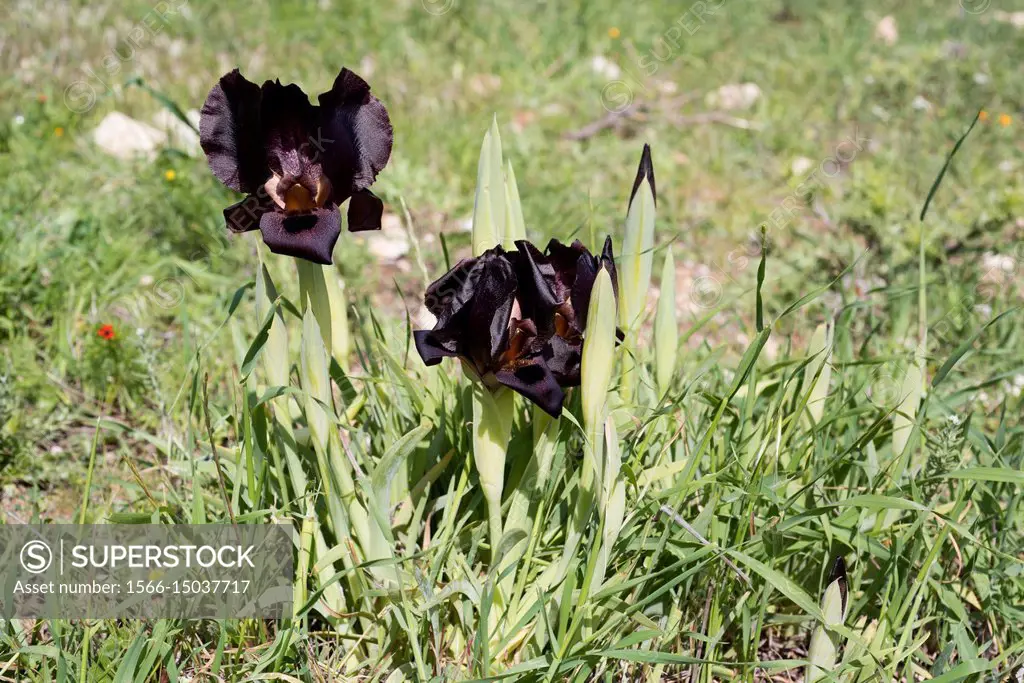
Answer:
[97, 324, 116, 340]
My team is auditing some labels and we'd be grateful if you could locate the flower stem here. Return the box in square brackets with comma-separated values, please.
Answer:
[471, 383, 514, 567]
[295, 259, 333, 352]
[508, 404, 560, 617]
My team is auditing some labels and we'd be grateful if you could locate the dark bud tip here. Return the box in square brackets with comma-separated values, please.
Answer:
[828, 556, 847, 583]
[629, 143, 657, 209]
[828, 555, 848, 613]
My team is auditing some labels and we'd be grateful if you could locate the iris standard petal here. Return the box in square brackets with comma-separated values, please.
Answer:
[550, 236, 618, 331]
[545, 239, 587, 299]
[347, 189, 384, 232]
[466, 251, 517, 369]
[546, 239, 597, 331]
[570, 251, 598, 330]
[199, 69, 267, 193]
[259, 80, 321, 190]
[545, 238, 599, 266]
[513, 240, 560, 327]
[258, 207, 341, 265]
[495, 358, 565, 418]
[423, 255, 481, 322]
[318, 68, 394, 199]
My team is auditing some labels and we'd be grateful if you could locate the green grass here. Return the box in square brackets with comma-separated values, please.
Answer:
[1, 0, 1023, 680]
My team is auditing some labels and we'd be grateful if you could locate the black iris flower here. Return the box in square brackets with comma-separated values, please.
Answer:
[199, 67, 393, 264]
[414, 239, 618, 417]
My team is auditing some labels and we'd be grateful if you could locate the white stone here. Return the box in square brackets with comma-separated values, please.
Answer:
[982, 252, 1014, 273]
[365, 213, 410, 263]
[93, 112, 166, 160]
[911, 95, 933, 112]
[791, 156, 814, 176]
[590, 55, 621, 80]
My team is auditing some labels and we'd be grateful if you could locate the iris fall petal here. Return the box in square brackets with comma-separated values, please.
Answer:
[258, 207, 341, 265]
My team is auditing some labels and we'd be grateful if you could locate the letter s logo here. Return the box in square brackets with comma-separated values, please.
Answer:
[20, 541, 53, 574]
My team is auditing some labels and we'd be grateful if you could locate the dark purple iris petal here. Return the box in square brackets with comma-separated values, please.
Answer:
[543, 334, 582, 387]
[417, 249, 516, 375]
[464, 251, 516, 370]
[223, 193, 274, 234]
[495, 355, 564, 418]
[258, 208, 341, 265]
[545, 239, 588, 302]
[829, 556, 849, 614]
[512, 241, 559, 332]
[544, 237, 618, 332]
[570, 251, 598, 330]
[423, 256, 480, 322]
[318, 68, 394, 209]
[259, 80, 321, 192]
[413, 329, 457, 366]
[199, 69, 267, 193]
[573, 236, 619, 329]
[533, 237, 622, 388]
[599, 235, 619, 299]
[347, 189, 384, 232]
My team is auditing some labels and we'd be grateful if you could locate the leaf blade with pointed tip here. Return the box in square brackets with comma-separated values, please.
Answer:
[620, 146, 657, 331]
[503, 159, 526, 246]
[472, 129, 498, 256]
[920, 110, 981, 222]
